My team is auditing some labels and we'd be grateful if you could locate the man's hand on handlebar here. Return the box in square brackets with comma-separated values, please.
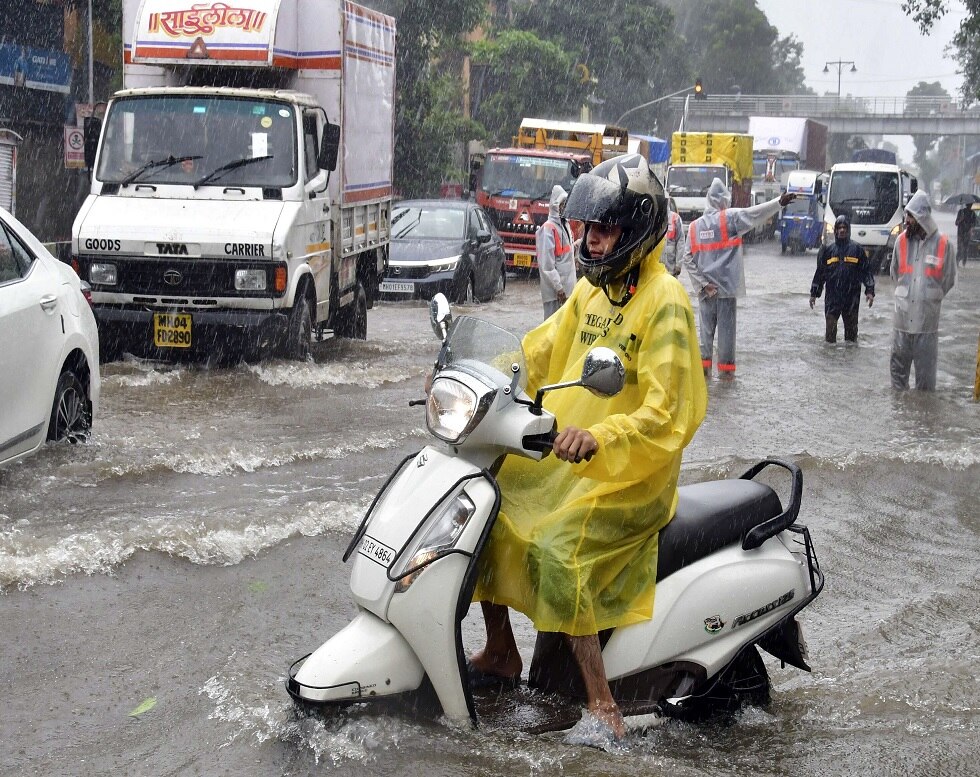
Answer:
[554, 427, 597, 464]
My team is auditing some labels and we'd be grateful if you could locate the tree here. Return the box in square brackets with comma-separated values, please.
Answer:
[907, 81, 950, 175]
[903, 0, 980, 101]
[679, 0, 810, 96]
[508, 0, 684, 131]
[366, 0, 487, 196]
[469, 31, 584, 143]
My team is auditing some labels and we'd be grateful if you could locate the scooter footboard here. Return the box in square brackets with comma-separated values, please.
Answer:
[287, 610, 424, 704]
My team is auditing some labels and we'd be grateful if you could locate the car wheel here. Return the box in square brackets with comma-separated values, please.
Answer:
[452, 272, 475, 305]
[282, 290, 313, 360]
[335, 283, 368, 340]
[47, 370, 91, 443]
[493, 263, 506, 298]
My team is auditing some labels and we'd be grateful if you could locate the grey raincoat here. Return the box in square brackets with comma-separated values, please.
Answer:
[537, 185, 577, 304]
[683, 178, 784, 298]
[889, 191, 956, 333]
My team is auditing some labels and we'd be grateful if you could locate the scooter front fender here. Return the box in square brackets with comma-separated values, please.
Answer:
[287, 610, 425, 704]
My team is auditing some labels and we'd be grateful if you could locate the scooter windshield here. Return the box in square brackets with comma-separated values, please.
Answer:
[442, 316, 527, 395]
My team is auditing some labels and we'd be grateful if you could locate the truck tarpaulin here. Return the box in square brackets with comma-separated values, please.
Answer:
[671, 132, 753, 184]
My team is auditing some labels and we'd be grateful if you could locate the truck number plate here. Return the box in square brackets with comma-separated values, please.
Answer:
[380, 281, 415, 294]
[153, 313, 192, 348]
[358, 535, 396, 568]
[513, 253, 533, 268]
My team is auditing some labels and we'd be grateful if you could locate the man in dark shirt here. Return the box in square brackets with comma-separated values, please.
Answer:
[954, 203, 975, 266]
[809, 215, 875, 342]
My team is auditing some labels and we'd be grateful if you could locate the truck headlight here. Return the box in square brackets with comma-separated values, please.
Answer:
[392, 492, 476, 592]
[235, 268, 267, 291]
[89, 263, 117, 285]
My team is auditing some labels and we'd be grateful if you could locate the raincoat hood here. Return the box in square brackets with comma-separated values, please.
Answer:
[705, 178, 731, 213]
[905, 191, 937, 237]
[834, 214, 851, 244]
[548, 185, 568, 220]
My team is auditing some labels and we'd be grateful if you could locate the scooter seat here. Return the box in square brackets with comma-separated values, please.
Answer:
[657, 479, 783, 581]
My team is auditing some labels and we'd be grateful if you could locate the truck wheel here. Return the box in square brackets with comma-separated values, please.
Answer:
[335, 283, 367, 340]
[47, 369, 92, 443]
[283, 291, 313, 360]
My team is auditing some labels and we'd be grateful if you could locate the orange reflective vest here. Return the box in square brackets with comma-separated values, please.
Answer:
[897, 232, 947, 279]
[688, 210, 742, 254]
[541, 221, 572, 256]
[666, 212, 680, 241]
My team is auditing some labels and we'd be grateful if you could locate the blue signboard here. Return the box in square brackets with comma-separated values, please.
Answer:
[0, 43, 72, 94]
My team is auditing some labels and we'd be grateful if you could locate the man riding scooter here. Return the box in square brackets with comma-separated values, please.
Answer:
[466, 154, 708, 742]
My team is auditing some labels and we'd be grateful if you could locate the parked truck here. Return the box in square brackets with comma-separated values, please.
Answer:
[665, 132, 753, 224]
[72, 0, 394, 360]
[475, 119, 628, 270]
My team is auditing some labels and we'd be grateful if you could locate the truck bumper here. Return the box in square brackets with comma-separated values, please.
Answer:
[95, 305, 288, 358]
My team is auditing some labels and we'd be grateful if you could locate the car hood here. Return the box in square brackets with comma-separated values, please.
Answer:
[390, 239, 462, 264]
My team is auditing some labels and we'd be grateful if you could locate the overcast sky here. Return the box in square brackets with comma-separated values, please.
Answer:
[756, 0, 965, 100]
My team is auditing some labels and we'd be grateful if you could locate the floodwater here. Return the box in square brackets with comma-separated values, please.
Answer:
[2, 215, 978, 776]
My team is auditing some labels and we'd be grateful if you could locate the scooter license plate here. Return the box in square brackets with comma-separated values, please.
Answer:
[153, 312, 192, 348]
[358, 535, 396, 568]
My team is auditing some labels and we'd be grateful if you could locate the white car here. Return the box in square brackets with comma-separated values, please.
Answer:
[0, 207, 100, 467]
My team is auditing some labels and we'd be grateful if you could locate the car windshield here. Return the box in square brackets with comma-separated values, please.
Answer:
[442, 315, 527, 394]
[666, 165, 727, 196]
[392, 205, 466, 240]
[828, 171, 900, 225]
[480, 154, 576, 199]
[97, 95, 296, 187]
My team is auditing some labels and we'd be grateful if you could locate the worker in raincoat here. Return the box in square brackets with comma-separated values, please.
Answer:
[809, 215, 875, 343]
[469, 154, 708, 740]
[889, 191, 956, 390]
[683, 178, 795, 377]
[660, 198, 684, 276]
[537, 185, 577, 318]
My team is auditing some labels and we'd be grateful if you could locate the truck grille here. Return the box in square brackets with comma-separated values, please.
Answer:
[77, 255, 285, 298]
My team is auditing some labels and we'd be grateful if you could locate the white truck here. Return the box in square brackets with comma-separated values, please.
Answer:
[823, 162, 917, 274]
[72, 0, 395, 360]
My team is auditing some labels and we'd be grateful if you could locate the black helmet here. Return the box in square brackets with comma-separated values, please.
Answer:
[564, 153, 668, 288]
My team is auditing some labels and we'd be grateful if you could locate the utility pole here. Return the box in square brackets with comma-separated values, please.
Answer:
[87, 0, 95, 105]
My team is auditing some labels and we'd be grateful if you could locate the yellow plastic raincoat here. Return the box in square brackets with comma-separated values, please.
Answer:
[474, 245, 708, 636]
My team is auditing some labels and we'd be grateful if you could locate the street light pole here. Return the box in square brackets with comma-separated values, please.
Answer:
[87, 0, 95, 105]
[615, 84, 697, 127]
[823, 59, 857, 103]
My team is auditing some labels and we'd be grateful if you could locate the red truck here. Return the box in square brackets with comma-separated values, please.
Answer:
[473, 119, 628, 270]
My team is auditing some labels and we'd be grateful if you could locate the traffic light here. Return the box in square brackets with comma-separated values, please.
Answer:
[694, 79, 707, 100]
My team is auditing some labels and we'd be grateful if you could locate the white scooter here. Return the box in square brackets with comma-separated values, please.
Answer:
[287, 294, 824, 729]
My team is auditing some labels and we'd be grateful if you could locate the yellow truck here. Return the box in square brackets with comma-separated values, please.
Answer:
[666, 132, 754, 223]
[514, 119, 629, 167]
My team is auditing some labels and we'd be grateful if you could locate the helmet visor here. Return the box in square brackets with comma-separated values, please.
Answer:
[564, 174, 625, 225]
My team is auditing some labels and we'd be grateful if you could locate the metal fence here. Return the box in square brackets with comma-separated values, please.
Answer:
[668, 94, 978, 118]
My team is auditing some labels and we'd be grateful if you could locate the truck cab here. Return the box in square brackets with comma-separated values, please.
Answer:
[72, 0, 395, 361]
[823, 162, 917, 274]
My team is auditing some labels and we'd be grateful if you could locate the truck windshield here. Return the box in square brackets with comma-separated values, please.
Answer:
[666, 165, 727, 196]
[97, 95, 296, 188]
[481, 155, 576, 200]
[828, 171, 900, 225]
[753, 156, 799, 182]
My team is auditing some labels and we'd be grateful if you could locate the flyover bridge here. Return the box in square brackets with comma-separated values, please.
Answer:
[667, 94, 980, 135]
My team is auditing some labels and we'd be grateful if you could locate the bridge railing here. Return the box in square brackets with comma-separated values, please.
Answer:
[668, 94, 978, 118]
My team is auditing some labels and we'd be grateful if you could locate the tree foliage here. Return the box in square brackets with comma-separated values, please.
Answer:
[903, 0, 980, 101]
[366, 0, 487, 196]
[469, 31, 583, 144]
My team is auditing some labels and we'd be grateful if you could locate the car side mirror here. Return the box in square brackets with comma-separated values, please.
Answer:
[318, 122, 340, 172]
[476, 229, 492, 244]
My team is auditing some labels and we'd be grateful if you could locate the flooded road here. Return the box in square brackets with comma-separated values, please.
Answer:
[2, 217, 978, 776]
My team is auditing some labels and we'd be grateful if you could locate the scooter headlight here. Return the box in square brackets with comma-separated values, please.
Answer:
[426, 375, 495, 444]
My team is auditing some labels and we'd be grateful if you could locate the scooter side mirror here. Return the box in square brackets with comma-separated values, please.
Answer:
[429, 293, 452, 341]
[579, 347, 626, 397]
[531, 346, 625, 413]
